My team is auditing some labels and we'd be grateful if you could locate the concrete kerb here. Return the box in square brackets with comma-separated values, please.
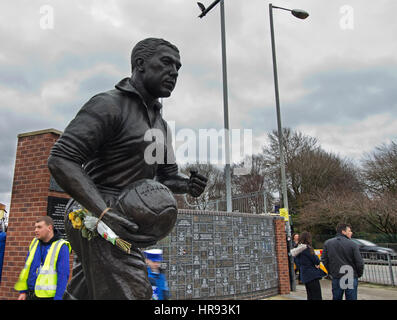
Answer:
[265, 279, 397, 300]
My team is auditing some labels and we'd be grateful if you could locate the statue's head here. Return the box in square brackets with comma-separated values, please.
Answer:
[131, 38, 179, 72]
[130, 38, 181, 98]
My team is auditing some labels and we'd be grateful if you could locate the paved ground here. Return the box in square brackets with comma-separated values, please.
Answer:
[266, 279, 397, 300]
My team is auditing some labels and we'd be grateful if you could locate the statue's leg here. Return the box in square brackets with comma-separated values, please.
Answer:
[63, 200, 90, 300]
[85, 239, 153, 299]
[63, 255, 88, 299]
[63, 198, 153, 300]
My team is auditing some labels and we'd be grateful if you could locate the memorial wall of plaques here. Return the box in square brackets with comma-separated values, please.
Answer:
[153, 210, 279, 300]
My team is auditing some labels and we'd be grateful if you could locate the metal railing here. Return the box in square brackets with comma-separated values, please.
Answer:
[360, 252, 397, 286]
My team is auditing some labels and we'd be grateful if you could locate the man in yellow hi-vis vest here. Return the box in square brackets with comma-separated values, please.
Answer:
[15, 216, 71, 300]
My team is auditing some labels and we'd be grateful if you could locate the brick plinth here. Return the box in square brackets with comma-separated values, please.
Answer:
[274, 218, 291, 294]
[0, 129, 71, 300]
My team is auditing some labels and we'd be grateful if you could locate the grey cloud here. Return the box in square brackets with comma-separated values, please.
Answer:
[283, 65, 397, 127]
[1, 0, 397, 208]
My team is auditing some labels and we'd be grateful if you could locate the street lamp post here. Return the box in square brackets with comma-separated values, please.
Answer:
[197, 0, 233, 212]
[268, 3, 309, 292]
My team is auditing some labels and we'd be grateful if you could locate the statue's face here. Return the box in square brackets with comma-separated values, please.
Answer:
[141, 45, 181, 98]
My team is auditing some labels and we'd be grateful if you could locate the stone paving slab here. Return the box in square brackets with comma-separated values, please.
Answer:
[266, 279, 397, 300]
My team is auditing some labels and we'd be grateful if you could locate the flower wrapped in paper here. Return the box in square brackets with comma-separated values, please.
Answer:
[68, 208, 131, 254]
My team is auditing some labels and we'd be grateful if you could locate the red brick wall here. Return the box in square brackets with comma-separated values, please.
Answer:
[274, 218, 291, 294]
[0, 129, 71, 300]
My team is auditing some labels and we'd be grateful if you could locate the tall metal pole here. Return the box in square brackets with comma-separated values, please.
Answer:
[197, 0, 232, 212]
[220, 0, 232, 212]
[269, 3, 296, 291]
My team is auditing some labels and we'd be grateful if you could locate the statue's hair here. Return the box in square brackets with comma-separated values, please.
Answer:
[131, 38, 179, 73]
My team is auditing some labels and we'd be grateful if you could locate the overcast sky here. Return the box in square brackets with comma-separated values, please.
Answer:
[1, 0, 397, 213]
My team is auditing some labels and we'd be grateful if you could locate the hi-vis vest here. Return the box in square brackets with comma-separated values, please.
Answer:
[14, 238, 71, 298]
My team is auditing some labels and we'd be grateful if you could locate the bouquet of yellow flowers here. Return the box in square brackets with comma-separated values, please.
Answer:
[68, 208, 132, 254]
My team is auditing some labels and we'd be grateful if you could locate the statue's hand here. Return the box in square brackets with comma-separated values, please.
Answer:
[101, 209, 158, 248]
[188, 170, 208, 198]
[102, 209, 138, 233]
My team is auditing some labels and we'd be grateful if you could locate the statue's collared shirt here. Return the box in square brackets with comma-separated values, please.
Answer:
[50, 77, 178, 191]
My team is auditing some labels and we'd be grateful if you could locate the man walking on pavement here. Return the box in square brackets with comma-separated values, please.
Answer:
[15, 216, 71, 300]
[322, 223, 364, 300]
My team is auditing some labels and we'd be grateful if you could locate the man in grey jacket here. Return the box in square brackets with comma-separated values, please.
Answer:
[322, 223, 364, 300]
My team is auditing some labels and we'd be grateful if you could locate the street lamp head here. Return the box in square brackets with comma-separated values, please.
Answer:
[291, 9, 309, 19]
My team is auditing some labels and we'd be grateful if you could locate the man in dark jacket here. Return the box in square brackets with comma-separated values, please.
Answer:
[322, 223, 364, 300]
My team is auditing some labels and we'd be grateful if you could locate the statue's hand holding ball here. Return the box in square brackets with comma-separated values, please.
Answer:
[115, 179, 178, 248]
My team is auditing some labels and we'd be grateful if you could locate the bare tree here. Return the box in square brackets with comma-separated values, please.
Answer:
[262, 128, 361, 211]
[232, 154, 274, 213]
[297, 140, 397, 241]
[359, 192, 397, 242]
[361, 141, 397, 195]
[290, 149, 361, 205]
[299, 189, 397, 242]
[297, 190, 366, 231]
[358, 141, 397, 241]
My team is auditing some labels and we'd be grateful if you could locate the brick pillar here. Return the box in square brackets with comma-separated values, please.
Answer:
[0, 129, 71, 300]
[274, 217, 291, 294]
